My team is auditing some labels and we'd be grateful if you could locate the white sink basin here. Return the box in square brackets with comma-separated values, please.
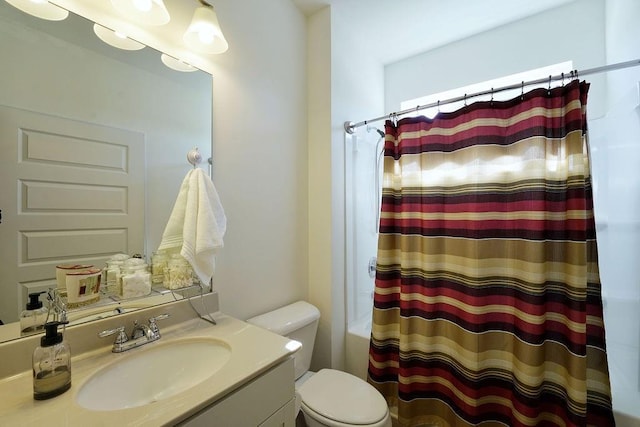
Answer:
[76, 338, 231, 411]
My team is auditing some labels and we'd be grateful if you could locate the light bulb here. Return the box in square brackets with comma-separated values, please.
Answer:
[161, 54, 197, 73]
[198, 27, 215, 45]
[183, 5, 228, 54]
[133, 0, 152, 12]
[109, 0, 169, 26]
[93, 23, 145, 51]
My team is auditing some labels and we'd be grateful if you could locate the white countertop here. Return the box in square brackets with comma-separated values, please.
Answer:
[0, 314, 296, 426]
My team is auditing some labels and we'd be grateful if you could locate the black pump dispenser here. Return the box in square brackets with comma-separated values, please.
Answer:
[26, 291, 45, 310]
[41, 321, 65, 347]
[20, 291, 48, 335]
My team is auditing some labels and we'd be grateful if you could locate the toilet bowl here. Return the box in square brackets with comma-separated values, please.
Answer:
[247, 301, 391, 427]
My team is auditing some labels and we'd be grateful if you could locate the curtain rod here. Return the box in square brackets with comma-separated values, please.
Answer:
[344, 58, 640, 134]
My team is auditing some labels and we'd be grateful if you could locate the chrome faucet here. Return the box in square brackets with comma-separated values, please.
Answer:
[99, 313, 170, 353]
[46, 288, 67, 324]
[130, 320, 153, 340]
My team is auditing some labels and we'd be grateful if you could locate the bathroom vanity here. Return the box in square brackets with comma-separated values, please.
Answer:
[0, 294, 298, 426]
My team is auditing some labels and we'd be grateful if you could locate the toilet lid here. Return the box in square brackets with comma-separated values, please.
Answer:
[298, 369, 388, 425]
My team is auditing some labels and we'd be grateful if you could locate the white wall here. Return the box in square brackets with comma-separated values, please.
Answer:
[303, 3, 387, 371]
[206, 0, 308, 320]
[307, 6, 335, 370]
[385, 0, 606, 116]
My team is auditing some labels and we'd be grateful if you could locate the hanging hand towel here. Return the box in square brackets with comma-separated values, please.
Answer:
[158, 168, 227, 286]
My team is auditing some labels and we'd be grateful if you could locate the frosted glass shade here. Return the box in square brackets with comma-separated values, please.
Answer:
[93, 24, 145, 51]
[161, 54, 197, 73]
[183, 5, 228, 54]
[109, 0, 170, 26]
[5, 0, 69, 21]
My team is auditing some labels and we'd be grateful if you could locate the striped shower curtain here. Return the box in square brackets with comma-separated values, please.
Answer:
[367, 80, 615, 427]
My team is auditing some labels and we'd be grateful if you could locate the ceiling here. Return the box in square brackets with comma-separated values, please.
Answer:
[291, 0, 577, 65]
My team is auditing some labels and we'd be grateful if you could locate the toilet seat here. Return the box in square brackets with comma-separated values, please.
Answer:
[297, 369, 390, 426]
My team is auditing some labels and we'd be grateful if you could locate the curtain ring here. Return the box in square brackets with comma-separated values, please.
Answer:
[437, 100, 440, 113]
[520, 81, 525, 100]
[490, 87, 494, 106]
[575, 69, 579, 81]
[561, 72, 565, 86]
[464, 93, 467, 106]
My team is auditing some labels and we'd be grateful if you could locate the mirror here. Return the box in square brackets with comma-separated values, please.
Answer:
[0, 1, 213, 342]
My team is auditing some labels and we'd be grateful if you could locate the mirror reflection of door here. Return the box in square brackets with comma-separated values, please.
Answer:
[0, 106, 145, 323]
[0, 2, 213, 328]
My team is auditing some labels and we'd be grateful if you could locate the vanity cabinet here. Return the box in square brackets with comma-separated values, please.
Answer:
[258, 399, 296, 427]
[178, 357, 296, 427]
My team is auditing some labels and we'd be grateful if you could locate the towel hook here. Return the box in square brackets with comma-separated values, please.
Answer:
[187, 147, 202, 168]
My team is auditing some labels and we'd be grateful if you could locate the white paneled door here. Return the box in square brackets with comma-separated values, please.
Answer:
[0, 105, 145, 323]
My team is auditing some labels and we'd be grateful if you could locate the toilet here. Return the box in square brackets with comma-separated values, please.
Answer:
[247, 301, 392, 427]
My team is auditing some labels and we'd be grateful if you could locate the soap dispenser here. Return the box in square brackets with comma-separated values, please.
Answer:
[20, 291, 47, 335]
[33, 321, 71, 400]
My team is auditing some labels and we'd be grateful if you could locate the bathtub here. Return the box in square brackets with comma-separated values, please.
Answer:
[344, 308, 640, 426]
[345, 316, 371, 381]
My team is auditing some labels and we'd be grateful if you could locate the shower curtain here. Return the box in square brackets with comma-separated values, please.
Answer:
[367, 80, 615, 427]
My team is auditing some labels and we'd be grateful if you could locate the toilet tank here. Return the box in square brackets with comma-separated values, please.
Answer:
[246, 301, 320, 380]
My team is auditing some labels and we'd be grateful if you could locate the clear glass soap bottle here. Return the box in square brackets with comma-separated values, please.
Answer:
[33, 321, 71, 400]
[20, 291, 47, 335]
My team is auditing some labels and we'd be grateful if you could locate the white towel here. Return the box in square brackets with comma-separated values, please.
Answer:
[158, 168, 226, 286]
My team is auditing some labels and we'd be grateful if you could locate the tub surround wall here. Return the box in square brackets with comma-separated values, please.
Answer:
[599, 0, 640, 417]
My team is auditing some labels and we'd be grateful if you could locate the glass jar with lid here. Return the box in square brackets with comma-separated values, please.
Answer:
[167, 254, 193, 290]
[151, 251, 169, 285]
[118, 261, 148, 296]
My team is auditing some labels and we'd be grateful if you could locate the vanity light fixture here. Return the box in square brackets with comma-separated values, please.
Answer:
[93, 23, 145, 51]
[4, 0, 69, 21]
[161, 54, 197, 73]
[183, 0, 228, 54]
[109, 0, 170, 26]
